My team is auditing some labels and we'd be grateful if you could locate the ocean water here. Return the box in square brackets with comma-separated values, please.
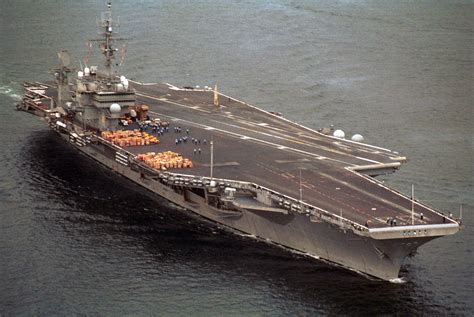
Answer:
[0, 0, 472, 315]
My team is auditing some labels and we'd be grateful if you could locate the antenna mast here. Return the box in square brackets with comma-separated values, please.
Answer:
[299, 169, 303, 203]
[210, 140, 214, 179]
[91, 1, 124, 80]
[411, 184, 415, 225]
[103, 1, 115, 79]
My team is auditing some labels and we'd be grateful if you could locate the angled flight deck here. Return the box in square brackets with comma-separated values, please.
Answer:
[134, 82, 406, 170]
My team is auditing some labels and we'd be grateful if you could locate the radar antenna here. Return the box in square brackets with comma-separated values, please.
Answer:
[90, 1, 127, 80]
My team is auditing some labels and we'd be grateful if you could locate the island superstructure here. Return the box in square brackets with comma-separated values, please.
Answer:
[16, 2, 460, 281]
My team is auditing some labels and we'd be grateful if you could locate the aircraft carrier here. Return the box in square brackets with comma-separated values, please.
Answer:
[15, 2, 460, 281]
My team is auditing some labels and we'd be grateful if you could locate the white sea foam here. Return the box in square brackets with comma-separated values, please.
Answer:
[304, 253, 321, 260]
[389, 277, 406, 284]
[0, 85, 22, 101]
[237, 233, 257, 238]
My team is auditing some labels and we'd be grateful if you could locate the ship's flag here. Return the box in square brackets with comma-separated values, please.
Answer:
[214, 84, 219, 107]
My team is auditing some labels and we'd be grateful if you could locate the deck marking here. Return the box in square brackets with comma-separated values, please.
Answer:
[137, 91, 211, 114]
[199, 162, 240, 167]
[212, 86, 397, 153]
[206, 118, 376, 165]
[256, 164, 369, 222]
[55, 83, 380, 167]
[148, 110, 353, 166]
[128, 79, 158, 85]
[265, 165, 396, 224]
[208, 119, 382, 163]
[137, 88, 394, 165]
[345, 167, 456, 224]
[355, 156, 380, 164]
[318, 169, 423, 220]
[141, 86, 396, 166]
[275, 158, 310, 164]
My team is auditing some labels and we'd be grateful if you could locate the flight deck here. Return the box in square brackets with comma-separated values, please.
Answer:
[125, 81, 444, 229]
[31, 81, 449, 230]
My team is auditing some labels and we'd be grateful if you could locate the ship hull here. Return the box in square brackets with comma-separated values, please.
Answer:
[15, 1, 460, 282]
[54, 127, 436, 281]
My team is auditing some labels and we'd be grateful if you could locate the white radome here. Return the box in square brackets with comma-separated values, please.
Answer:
[333, 129, 345, 139]
[122, 78, 129, 90]
[109, 103, 121, 113]
[351, 134, 364, 142]
[120, 76, 129, 89]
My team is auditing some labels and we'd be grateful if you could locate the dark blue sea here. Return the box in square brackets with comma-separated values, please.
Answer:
[1, 0, 472, 315]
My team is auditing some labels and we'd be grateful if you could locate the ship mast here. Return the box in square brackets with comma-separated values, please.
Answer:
[92, 1, 124, 81]
[103, 1, 114, 79]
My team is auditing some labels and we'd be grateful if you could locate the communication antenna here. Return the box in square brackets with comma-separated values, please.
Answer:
[214, 84, 219, 107]
[90, 1, 126, 80]
[51, 49, 73, 108]
[210, 140, 214, 179]
[411, 184, 415, 225]
[83, 41, 93, 67]
[119, 43, 128, 66]
[299, 169, 303, 203]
